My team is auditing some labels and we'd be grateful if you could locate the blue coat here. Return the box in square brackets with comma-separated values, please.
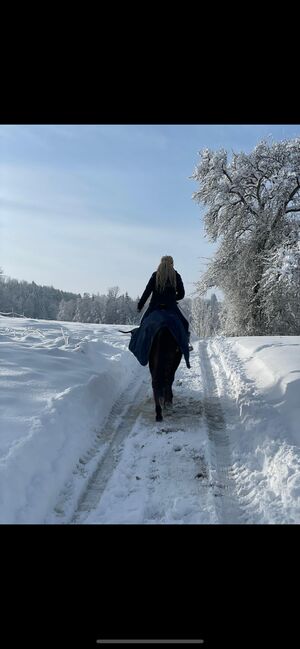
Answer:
[129, 308, 190, 368]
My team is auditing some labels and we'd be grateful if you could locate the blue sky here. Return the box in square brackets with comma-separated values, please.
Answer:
[1, 124, 299, 299]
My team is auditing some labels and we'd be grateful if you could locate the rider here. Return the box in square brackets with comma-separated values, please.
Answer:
[137, 255, 193, 350]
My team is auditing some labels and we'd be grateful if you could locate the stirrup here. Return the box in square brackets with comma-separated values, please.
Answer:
[188, 344, 194, 351]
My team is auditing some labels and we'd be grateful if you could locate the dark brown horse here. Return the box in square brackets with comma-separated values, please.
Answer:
[149, 326, 182, 421]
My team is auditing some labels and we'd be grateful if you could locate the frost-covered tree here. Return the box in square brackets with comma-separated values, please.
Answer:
[105, 286, 120, 324]
[116, 292, 136, 325]
[57, 298, 77, 322]
[94, 294, 107, 323]
[73, 293, 93, 322]
[179, 297, 192, 324]
[191, 138, 300, 335]
[191, 297, 206, 336]
[191, 294, 221, 337]
[208, 293, 221, 335]
[260, 227, 300, 333]
[88, 295, 103, 324]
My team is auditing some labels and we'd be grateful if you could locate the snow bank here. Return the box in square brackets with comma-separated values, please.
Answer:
[208, 336, 300, 523]
[0, 317, 140, 523]
[226, 337, 300, 444]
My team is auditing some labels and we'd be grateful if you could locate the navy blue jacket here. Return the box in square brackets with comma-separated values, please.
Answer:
[138, 271, 185, 311]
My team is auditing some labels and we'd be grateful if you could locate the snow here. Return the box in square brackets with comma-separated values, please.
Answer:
[207, 336, 300, 523]
[0, 318, 138, 523]
[1, 316, 300, 524]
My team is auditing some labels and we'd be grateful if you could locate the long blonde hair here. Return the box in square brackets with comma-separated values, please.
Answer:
[155, 255, 177, 292]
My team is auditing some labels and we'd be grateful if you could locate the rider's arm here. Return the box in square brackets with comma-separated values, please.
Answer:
[138, 273, 155, 311]
[175, 272, 185, 300]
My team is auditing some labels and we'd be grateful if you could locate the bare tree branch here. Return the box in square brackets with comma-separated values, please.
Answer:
[284, 181, 300, 211]
[286, 206, 300, 213]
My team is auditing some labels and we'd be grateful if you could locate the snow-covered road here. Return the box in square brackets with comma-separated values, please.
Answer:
[1, 317, 300, 523]
[48, 340, 300, 525]
[47, 340, 218, 525]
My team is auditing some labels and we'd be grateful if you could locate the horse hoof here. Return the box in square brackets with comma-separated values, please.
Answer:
[156, 413, 163, 422]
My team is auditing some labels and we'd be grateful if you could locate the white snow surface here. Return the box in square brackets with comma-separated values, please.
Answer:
[0, 316, 299, 524]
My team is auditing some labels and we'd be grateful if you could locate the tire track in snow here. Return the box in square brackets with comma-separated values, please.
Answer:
[72, 375, 213, 524]
[70, 376, 150, 523]
[58, 359, 215, 524]
[50, 343, 227, 525]
[199, 340, 246, 523]
[47, 369, 148, 523]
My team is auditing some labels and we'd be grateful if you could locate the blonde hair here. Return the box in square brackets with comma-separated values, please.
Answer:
[156, 255, 177, 292]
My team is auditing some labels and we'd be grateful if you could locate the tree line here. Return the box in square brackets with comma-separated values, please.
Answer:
[0, 275, 139, 325]
[0, 269, 221, 335]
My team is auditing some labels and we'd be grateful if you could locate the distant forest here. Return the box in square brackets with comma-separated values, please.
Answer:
[0, 270, 221, 336]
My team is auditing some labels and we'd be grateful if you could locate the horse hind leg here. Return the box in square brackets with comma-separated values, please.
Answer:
[154, 390, 163, 421]
[151, 382, 163, 421]
[156, 404, 163, 422]
[163, 384, 173, 407]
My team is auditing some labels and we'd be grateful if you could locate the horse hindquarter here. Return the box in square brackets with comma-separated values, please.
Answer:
[149, 327, 182, 421]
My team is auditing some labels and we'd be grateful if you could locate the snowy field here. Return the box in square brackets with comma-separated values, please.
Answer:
[1, 315, 300, 524]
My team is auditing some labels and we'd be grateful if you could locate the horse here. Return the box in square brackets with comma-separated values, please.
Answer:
[148, 325, 182, 421]
[119, 317, 184, 422]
